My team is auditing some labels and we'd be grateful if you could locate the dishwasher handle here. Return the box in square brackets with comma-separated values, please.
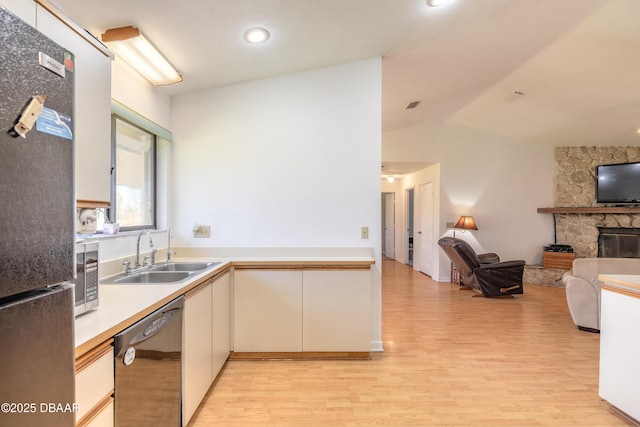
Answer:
[114, 296, 184, 357]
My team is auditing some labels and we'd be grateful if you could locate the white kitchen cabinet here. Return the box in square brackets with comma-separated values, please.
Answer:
[234, 269, 303, 352]
[212, 272, 231, 377]
[35, 4, 112, 203]
[75, 340, 114, 427]
[302, 269, 371, 352]
[233, 266, 372, 355]
[183, 272, 232, 425]
[182, 280, 213, 426]
[81, 400, 114, 427]
[599, 286, 640, 422]
[2, 0, 36, 26]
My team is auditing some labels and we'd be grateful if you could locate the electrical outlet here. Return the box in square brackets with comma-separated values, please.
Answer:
[361, 226, 369, 239]
[446, 222, 455, 228]
[193, 225, 211, 238]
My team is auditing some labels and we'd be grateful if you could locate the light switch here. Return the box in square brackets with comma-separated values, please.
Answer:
[193, 225, 211, 238]
[361, 226, 369, 239]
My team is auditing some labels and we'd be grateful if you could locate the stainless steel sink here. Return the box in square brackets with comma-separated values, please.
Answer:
[150, 261, 220, 272]
[112, 271, 194, 284]
[103, 260, 222, 284]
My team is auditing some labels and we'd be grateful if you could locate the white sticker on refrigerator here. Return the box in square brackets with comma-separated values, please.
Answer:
[35, 107, 72, 140]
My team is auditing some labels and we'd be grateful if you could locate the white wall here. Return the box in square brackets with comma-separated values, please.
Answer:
[111, 58, 172, 131]
[170, 58, 381, 248]
[439, 124, 555, 267]
[170, 58, 383, 350]
[383, 121, 555, 282]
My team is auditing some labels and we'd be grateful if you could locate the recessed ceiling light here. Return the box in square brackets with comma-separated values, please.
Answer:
[426, 0, 452, 6]
[244, 27, 270, 44]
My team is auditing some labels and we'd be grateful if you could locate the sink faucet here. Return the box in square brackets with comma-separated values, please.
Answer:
[135, 229, 154, 268]
[167, 228, 176, 262]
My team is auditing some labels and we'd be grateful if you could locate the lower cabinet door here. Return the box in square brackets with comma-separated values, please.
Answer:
[82, 399, 113, 427]
[599, 288, 640, 422]
[212, 272, 231, 377]
[302, 269, 371, 352]
[75, 342, 114, 427]
[234, 269, 303, 352]
[183, 281, 213, 426]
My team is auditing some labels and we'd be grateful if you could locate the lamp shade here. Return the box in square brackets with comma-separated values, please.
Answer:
[454, 216, 478, 230]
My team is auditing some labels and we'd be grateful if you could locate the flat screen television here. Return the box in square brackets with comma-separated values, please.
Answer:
[596, 161, 640, 204]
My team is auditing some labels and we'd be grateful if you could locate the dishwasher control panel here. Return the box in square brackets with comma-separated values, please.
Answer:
[144, 309, 177, 337]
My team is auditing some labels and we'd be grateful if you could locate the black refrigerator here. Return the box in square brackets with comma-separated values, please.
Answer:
[0, 5, 76, 427]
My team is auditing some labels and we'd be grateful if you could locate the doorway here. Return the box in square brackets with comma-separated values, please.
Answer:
[405, 188, 414, 265]
[382, 192, 395, 259]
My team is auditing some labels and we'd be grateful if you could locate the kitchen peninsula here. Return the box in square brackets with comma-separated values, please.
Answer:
[598, 274, 640, 423]
[74, 252, 374, 426]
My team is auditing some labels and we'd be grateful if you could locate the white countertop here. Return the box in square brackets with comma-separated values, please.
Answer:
[74, 258, 231, 357]
[74, 255, 375, 358]
[599, 274, 640, 295]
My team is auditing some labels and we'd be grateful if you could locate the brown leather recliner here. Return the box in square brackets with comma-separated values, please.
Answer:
[438, 237, 525, 297]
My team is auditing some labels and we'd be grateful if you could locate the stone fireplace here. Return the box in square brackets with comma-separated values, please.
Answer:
[524, 146, 640, 287]
[553, 146, 640, 257]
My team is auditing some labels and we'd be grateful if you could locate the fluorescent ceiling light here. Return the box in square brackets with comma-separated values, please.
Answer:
[497, 91, 525, 104]
[244, 27, 270, 44]
[102, 26, 182, 86]
[426, 0, 452, 6]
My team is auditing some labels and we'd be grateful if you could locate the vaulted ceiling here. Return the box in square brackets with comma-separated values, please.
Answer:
[53, 0, 640, 176]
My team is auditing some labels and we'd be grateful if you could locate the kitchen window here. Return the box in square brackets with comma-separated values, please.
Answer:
[108, 115, 156, 230]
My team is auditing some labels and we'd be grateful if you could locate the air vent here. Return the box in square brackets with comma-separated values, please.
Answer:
[404, 101, 421, 110]
[497, 91, 524, 104]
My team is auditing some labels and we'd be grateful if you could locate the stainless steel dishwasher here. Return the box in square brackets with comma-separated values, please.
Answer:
[114, 296, 184, 427]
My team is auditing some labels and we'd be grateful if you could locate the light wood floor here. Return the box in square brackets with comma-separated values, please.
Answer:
[191, 259, 635, 426]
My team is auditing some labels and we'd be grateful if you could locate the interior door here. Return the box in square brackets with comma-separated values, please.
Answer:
[384, 193, 395, 258]
[419, 183, 434, 276]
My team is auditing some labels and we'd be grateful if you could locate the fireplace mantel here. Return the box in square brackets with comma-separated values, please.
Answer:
[538, 207, 640, 214]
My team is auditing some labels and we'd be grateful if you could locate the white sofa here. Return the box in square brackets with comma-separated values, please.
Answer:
[562, 258, 640, 332]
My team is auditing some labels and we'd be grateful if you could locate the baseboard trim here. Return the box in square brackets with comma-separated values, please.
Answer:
[229, 351, 371, 361]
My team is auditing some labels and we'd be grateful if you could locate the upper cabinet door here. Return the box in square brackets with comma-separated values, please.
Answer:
[2, 0, 36, 26]
[35, 4, 112, 203]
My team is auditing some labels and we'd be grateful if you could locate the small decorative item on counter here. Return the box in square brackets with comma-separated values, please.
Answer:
[103, 223, 119, 235]
[77, 208, 97, 234]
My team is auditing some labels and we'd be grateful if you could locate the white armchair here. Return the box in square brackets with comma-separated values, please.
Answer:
[562, 258, 640, 332]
